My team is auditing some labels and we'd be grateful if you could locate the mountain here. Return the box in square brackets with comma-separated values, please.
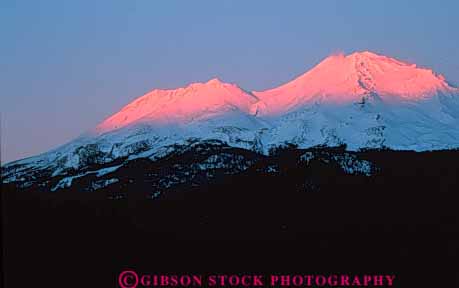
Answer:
[254, 51, 459, 151]
[96, 78, 262, 132]
[254, 51, 455, 113]
[3, 51, 459, 192]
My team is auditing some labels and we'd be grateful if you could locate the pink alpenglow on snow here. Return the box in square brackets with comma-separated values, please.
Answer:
[253, 51, 455, 115]
[4, 51, 459, 179]
[96, 51, 458, 134]
[96, 78, 260, 132]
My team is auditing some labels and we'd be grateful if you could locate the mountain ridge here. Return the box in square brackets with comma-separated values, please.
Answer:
[253, 51, 457, 115]
[95, 50, 458, 134]
[3, 51, 459, 189]
[95, 77, 261, 133]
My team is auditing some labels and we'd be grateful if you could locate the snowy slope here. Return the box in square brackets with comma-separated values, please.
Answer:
[3, 51, 459, 185]
[253, 51, 459, 150]
[253, 51, 456, 114]
[96, 78, 262, 132]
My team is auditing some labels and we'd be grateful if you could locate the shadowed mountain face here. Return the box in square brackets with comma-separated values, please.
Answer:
[4, 145, 459, 235]
[4, 138, 459, 239]
[3, 147, 459, 287]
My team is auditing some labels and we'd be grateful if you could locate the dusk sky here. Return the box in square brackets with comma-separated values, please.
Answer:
[1, 0, 459, 163]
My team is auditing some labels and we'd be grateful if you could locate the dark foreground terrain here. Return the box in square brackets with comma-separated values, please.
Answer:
[2, 148, 459, 287]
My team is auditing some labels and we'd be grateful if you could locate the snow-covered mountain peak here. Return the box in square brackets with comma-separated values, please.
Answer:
[96, 78, 260, 133]
[346, 50, 397, 62]
[205, 77, 225, 86]
[346, 50, 452, 94]
[4, 50, 459, 184]
[253, 51, 455, 115]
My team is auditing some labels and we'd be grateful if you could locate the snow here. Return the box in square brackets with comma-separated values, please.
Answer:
[95, 78, 261, 132]
[49, 165, 122, 191]
[96, 165, 122, 177]
[253, 51, 455, 115]
[51, 176, 76, 191]
[194, 154, 253, 170]
[300, 152, 373, 176]
[91, 178, 119, 190]
[3, 51, 459, 186]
